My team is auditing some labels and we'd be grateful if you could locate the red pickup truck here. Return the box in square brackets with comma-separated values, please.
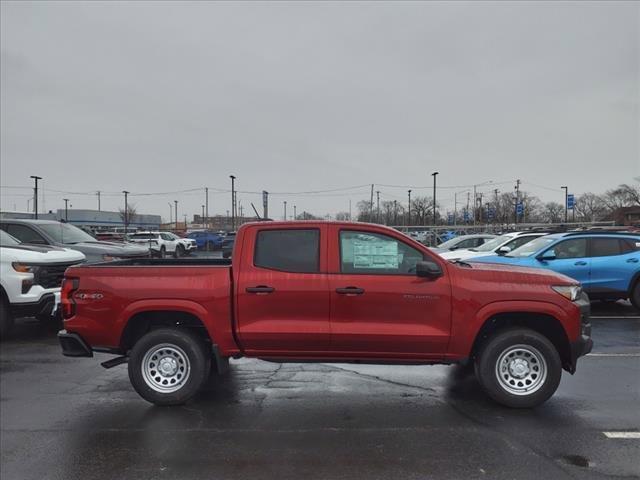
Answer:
[58, 221, 592, 408]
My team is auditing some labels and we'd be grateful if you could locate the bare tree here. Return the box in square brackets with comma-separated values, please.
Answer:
[335, 211, 350, 221]
[118, 204, 137, 227]
[574, 193, 606, 222]
[542, 202, 564, 223]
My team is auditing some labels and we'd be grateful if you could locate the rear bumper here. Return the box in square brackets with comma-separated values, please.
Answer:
[58, 330, 93, 357]
[568, 292, 593, 373]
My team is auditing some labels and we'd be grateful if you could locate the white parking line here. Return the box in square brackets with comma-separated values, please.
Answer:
[603, 432, 640, 439]
[587, 353, 640, 357]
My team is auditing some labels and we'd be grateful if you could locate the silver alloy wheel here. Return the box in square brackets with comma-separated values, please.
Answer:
[495, 344, 547, 396]
[141, 343, 191, 393]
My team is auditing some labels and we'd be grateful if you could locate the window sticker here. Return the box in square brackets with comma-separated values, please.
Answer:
[351, 237, 401, 269]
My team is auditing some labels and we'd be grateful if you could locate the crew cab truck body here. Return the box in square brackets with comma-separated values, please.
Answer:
[58, 221, 592, 408]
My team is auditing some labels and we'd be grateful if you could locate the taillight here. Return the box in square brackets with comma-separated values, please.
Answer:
[61, 277, 79, 319]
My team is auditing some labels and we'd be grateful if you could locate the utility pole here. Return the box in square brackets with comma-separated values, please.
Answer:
[201, 205, 205, 224]
[407, 189, 412, 226]
[63, 198, 69, 221]
[432, 172, 438, 225]
[283, 201, 287, 221]
[515, 179, 521, 224]
[454, 192, 457, 226]
[205, 187, 209, 230]
[369, 184, 374, 222]
[262, 191, 269, 220]
[30, 176, 42, 219]
[466, 192, 470, 224]
[174, 200, 178, 232]
[478, 193, 483, 224]
[229, 175, 236, 231]
[473, 184, 477, 226]
[122, 191, 130, 233]
[293, 205, 297, 220]
[393, 200, 398, 225]
[493, 189, 499, 224]
[561, 186, 568, 223]
[376, 190, 380, 223]
[97, 191, 101, 211]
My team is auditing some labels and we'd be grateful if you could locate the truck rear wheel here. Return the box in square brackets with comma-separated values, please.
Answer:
[128, 328, 210, 406]
[474, 328, 561, 408]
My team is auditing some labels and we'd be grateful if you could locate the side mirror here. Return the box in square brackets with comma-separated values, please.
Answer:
[538, 249, 556, 261]
[416, 260, 443, 279]
[497, 246, 511, 255]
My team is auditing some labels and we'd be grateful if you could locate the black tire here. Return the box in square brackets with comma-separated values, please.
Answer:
[474, 328, 562, 408]
[128, 328, 211, 406]
[174, 245, 184, 258]
[631, 280, 640, 311]
[0, 297, 14, 340]
[159, 246, 166, 259]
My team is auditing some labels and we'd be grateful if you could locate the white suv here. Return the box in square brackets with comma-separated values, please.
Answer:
[439, 232, 547, 262]
[128, 231, 193, 258]
[0, 230, 85, 337]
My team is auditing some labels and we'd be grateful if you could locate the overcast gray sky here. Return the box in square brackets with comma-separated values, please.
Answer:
[1, 1, 638, 220]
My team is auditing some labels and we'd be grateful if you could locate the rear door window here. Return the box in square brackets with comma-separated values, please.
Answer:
[254, 229, 320, 273]
[591, 238, 623, 257]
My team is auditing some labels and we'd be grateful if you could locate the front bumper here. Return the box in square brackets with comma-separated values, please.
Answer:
[568, 292, 593, 373]
[10, 293, 57, 318]
[58, 330, 93, 357]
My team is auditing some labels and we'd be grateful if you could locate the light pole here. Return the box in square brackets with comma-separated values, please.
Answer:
[201, 205, 205, 225]
[63, 198, 69, 221]
[97, 191, 101, 211]
[167, 202, 173, 224]
[229, 175, 236, 231]
[294, 205, 297, 220]
[561, 186, 568, 223]
[30, 176, 42, 219]
[407, 189, 412, 226]
[122, 191, 129, 233]
[431, 172, 438, 225]
[205, 187, 209, 230]
[376, 190, 380, 223]
[174, 200, 178, 232]
[284, 201, 287, 221]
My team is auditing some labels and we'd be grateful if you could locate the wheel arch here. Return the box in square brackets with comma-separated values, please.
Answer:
[469, 311, 572, 372]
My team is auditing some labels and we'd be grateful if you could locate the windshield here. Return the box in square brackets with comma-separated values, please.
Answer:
[506, 237, 556, 257]
[38, 223, 96, 244]
[437, 237, 462, 249]
[473, 234, 512, 252]
[0, 229, 21, 246]
[165, 233, 180, 240]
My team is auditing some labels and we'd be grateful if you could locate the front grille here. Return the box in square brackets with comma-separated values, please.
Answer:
[35, 263, 82, 289]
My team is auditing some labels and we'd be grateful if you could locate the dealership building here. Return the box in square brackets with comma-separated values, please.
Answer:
[0, 209, 162, 230]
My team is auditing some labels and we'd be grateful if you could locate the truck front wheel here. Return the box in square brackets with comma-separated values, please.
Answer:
[128, 328, 210, 406]
[474, 328, 562, 408]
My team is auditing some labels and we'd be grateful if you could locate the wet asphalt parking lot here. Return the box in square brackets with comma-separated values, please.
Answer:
[1, 300, 639, 480]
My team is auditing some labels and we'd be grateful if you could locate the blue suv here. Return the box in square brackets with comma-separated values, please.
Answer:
[471, 232, 640, 308]
[186, 231, 224, 250]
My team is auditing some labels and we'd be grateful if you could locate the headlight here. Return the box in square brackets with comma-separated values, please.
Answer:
[12, 262, 38, 273]
[551, 285, 582, 301]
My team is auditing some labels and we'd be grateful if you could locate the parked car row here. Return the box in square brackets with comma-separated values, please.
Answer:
[432, 231, 640, 309]
[128, 231, 197, 258]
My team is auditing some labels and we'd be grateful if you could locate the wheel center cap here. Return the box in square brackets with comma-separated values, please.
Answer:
[159, 357, 178, 376]
[509, 358, 529, 378]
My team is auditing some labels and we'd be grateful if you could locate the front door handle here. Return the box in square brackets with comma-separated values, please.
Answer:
[246, 285, 275, 294]
[627, 258, 639, 263]
[335, 286, 365, 295]
[574, 261, 588, 266]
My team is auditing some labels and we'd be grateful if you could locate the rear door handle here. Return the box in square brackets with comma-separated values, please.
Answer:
[627, 258, 639, 263]
[246, 285, 275, 294]
[335, 287, 365, 295]
[574, 261, 588, 266]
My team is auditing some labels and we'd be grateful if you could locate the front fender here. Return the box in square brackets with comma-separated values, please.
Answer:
[447, 300, 578, 359]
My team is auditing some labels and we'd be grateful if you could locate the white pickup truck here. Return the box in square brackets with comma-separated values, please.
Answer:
[0, 230, 85, 337]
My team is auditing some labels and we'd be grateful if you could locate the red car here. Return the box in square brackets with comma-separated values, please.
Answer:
[58, 221, 592, 408]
